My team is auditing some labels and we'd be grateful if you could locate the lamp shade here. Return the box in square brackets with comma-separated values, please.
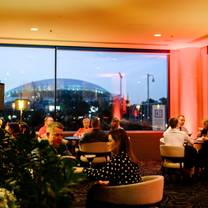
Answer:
[14, 99, 30, 111]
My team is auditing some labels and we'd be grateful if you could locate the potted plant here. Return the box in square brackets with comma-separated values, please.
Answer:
[0, 188, 18, 208]
[0, 134, 85, 208]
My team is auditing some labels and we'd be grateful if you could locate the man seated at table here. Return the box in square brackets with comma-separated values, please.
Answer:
[164, 117, 197, 178]
[163, 114, 191, 136]
[177, 115, 191, 136]
[164, 117, 193, 146]
[46, 121, 72, 156]
[79, 117, 108, 144]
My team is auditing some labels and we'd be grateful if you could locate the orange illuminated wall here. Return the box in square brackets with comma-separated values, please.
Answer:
[169, 47, 208, 137]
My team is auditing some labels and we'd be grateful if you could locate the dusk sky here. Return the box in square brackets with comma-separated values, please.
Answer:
[0, 46, 167, 104]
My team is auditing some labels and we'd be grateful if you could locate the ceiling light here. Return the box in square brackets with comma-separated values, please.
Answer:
[30, 28, 39, 32]
[153, 33, 162, 37]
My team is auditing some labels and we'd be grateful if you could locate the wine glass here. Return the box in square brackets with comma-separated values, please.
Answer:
[84, 154, 96, 167]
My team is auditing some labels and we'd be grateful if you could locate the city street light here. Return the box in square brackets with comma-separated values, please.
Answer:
[146, 73, 155, 119]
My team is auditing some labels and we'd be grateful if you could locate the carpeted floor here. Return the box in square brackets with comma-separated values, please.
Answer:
[161, 180, 208, 208]
[71, 160, 208, 208]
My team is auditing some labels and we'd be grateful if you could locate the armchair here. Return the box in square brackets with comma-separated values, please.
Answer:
[78, 142, 111, 166]
[88, 175, 164, 206]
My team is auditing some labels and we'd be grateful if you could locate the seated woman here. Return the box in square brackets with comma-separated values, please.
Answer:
[74, 118, 92, 138]
[83, 129, 141, 185]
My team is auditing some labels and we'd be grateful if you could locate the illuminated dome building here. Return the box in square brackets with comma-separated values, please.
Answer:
[5, 78, 111, 112]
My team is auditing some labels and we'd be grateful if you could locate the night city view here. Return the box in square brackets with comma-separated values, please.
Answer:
[0, 46, 168, 131]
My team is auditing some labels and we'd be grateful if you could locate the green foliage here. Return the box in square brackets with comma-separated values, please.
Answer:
[0, 135, 85, 208]
[0, 188, 18, 208]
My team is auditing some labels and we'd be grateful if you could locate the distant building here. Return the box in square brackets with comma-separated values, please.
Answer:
[5, 78, 111, 111]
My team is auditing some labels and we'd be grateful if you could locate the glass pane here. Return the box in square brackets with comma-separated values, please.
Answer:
[0, 46, 55, 129]
[57, 49, 168, 131]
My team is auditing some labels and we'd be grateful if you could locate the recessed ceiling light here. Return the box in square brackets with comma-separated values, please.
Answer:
[153, 33, 162, 37]
[30, 28, 39, 32]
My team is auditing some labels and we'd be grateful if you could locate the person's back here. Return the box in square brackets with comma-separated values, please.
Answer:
[80, 117, 108, 144]
[164, 117, 192, 147]
[164, 117, 197, 174]
[164, 129, 187, 147]
[19, 122, 31, 137]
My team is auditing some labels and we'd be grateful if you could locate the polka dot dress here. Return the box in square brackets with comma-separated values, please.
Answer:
[84, 151, 141, 185]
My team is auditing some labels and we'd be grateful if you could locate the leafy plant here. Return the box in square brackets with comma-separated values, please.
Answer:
[0, 188, 18, 208]
[0, 135, 85, 208]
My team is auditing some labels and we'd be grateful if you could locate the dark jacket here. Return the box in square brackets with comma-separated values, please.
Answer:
[79, 129, 108, 144]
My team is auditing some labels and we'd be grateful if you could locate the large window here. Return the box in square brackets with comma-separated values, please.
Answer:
[57, 49, 168, 130]
[0, 46, 55, 129]
[0, 45, 168, 131]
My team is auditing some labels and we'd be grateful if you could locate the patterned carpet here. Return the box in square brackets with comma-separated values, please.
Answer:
[161, 180, 208, 208]
[72, 160, 208, 208]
